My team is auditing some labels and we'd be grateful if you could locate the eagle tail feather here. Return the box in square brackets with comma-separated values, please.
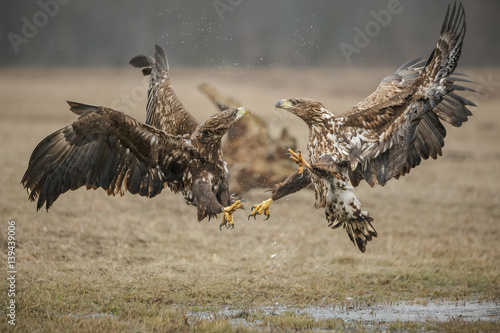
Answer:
[324, 183, 377, 253]
[327, 209, 377, 253]
[345, 215, 377, 253]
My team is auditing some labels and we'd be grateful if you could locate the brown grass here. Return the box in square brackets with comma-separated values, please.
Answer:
[1, 66, 499, 332]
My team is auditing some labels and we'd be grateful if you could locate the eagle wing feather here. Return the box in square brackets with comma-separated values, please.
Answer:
[130, 45, 199, 136]
[21, 101, 196, 211]
[336, 3, 474, 187]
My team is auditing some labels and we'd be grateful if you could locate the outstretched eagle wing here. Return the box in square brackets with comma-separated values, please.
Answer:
[336, 3, 474, 187]
[21, 101, 196, 211]
[130, 45, 199, 136]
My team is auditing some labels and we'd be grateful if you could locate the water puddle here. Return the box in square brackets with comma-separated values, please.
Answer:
[192, 301, 499, 323]
[294, 301, 500, 322]
[65, 312, 119, 320]
[62, 301, 499, 329]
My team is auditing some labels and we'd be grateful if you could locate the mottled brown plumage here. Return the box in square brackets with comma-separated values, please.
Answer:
[21, 101, 249, 228]
[130, 45, 198, 136]
[250, 3, 475, 252]
[132, 48, 298, 195]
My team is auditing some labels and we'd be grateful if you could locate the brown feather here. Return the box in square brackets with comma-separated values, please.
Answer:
[270, 3, 473, 253]
[130, 45, 199, 136]
[22, 101, 247, 224]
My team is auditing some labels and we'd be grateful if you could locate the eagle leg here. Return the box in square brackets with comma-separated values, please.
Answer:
[286, 148, 312, 175]
[220, 199, 243, 230]
[248, 198, 273, 221]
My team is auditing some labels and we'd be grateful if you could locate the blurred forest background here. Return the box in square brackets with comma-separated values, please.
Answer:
[1, 0, 499, 68]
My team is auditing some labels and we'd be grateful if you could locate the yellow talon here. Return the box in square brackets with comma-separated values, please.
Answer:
[286, 148, 312, 174]
[249, 198, 273, 221]
[221, 200, 243, 230]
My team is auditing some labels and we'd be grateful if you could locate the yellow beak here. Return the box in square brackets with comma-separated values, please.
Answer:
[235, 107, 251, 120]
[275, 99, 293, 109]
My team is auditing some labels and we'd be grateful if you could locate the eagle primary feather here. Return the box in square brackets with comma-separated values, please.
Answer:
[130, 45, 199, 136]
[250, 3, 475, 252]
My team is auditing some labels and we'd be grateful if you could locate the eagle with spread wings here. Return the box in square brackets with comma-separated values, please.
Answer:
[131, 47, 298, 195]
[250, 3, 475, 252]
[22, 48, 250, 228]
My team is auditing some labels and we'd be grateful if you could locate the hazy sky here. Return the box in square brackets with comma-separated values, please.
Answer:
[1, 0, 498, 68]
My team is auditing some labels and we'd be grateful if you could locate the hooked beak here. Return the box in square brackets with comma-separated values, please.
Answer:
[275, 99, 292, 110]
[235, 107, 250, 120]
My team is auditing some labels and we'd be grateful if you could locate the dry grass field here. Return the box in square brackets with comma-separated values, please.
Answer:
[1, 66, 499, 332]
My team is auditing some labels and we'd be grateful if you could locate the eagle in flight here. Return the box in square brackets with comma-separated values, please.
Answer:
[130, 47, 298, 195]
[250, 3, 475, 252]
[22, 47, 250, 229]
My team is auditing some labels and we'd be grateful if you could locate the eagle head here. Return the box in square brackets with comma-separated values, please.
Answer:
[275, 98, 332, 126]
[194, 107, 250, 144]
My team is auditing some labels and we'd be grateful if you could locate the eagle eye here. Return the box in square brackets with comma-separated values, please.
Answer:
[291, 99, 299, 106]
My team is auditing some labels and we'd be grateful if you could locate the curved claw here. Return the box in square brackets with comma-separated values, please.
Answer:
[286, 147, 312, 175]
[248, 198, 273, 221]
[220, 200, 243, 230]
[249, 207, 259, 220]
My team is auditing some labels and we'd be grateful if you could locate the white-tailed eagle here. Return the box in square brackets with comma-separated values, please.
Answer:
[131, 47, 298, 195]
[22, 72, 250, 228]
[249, 3, 475, 252]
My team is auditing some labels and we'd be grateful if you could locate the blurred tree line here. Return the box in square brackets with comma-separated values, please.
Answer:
[0, 0, 498, 68]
